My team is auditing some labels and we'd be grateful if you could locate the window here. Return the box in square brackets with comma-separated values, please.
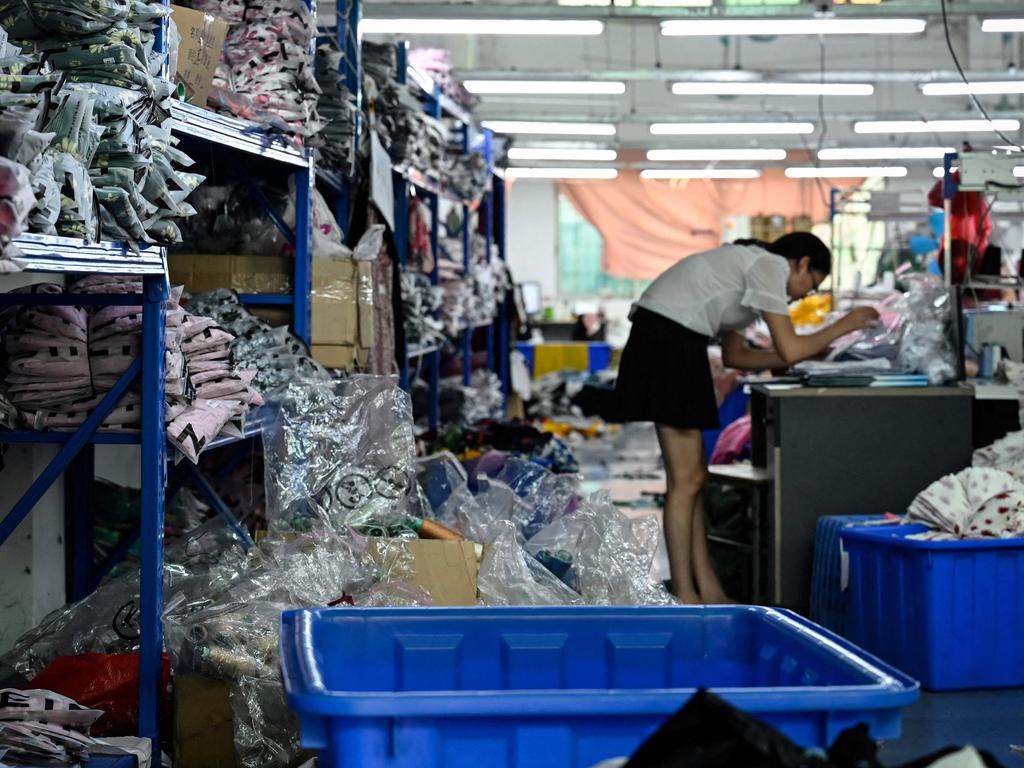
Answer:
[557, 194, 650, 298]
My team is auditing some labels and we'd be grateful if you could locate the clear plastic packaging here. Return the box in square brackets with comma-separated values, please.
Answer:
[477, 520, 583, 606]
[230, 675, 301, 768]
[263, 375, 417, 532]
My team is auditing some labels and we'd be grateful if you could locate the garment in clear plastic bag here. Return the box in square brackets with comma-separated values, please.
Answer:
[263, 375, 417, 532]
[230, 674, 301, 768]
[477, 520, 582, 606]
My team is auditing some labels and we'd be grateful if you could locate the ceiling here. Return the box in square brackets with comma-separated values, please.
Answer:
[336, 1, 1024, 178]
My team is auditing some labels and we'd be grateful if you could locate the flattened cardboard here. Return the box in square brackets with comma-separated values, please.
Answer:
[173, 675, 235, 768]
[170, 5, 229, 107]
[311, 257, 357, 346]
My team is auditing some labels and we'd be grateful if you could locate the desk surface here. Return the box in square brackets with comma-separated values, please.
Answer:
[751, 384, 974, 399]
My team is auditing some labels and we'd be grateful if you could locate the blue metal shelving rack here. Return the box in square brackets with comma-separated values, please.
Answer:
[391, 47, 509, 427]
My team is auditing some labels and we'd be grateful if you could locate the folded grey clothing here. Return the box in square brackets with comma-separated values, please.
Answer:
[187, 347, 231, 362]
[6, 307, 89, 341]
[0, 390, 19, 429]
[6, 376, 93, 393]
[7, 387, 95, 409]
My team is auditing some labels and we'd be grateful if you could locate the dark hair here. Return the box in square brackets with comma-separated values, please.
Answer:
[764, 232, 832, 276]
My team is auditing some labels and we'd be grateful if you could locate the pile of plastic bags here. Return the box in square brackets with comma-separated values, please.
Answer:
[408, 47, 475, 110]
[400, 268, 445, 350]
[0, 0, 203, 246]
[0, 688, 103, 765]
[180, 0, 323, 142]
[314, 41, 358, 173]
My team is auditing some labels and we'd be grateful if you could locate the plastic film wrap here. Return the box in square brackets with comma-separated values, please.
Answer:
[477, 520, 583, 606]
[263, 375, 417, 532]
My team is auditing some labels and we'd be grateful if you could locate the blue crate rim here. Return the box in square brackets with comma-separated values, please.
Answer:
[279, 605, 919, 718]
[840, 522, 1024, 550]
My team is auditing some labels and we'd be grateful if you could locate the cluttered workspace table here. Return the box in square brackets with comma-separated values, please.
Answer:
[750, 383, 975, 609]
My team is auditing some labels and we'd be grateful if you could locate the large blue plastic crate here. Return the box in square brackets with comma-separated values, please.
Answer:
[280, 606, 918, 768]
[809, 515, 886, 634]
[841, 523, 1024, 691]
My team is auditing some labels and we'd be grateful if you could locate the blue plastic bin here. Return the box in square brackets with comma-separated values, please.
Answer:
[281, 606, 918, 768]
[809, 515, 885, 635]
[841, 523, 1024, 690]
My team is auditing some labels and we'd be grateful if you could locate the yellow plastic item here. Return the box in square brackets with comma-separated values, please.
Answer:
[532, 343, 591, 378]
[789, 293, 833, 326]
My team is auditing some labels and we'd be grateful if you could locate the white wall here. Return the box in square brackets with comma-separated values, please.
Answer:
[506, 179, 559, 302]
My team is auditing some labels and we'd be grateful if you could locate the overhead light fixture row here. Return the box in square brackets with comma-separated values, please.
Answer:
[641, 168, 762, 179]
[818, 146, 955, 160]
[647, 148, 787, 161]
[506, 167, 619, 179]
[507, 147, 618, 161]
[465, 80, 626, 95]
[672, 82, 873, 96]
[854, 119, 1021, 133]
[482, 120, 617, 136]
[650, 121, 814, 135]
[785, 166, 908, 178]
[921, 81, 1024, 96]
[660, 18, 926, 36]
[933, 165, 1024, 178]
[981, 19, 1024, 33]
[360, 19, 605, 36]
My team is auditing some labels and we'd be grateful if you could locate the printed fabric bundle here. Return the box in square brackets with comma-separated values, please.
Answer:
[907, 466, 1024, 539]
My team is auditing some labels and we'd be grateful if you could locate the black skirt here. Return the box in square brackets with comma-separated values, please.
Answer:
[614, 307, 719, 429]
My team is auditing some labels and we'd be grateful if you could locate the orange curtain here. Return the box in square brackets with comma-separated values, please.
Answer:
[557, 168, 835, 280]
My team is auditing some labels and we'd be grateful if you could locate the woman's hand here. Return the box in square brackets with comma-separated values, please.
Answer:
[843, 306, 881, 332]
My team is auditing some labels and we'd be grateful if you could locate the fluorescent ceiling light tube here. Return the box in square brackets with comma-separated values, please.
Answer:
[361, 19, 605, 35]
[855, 119, 1021, 133]
[464, 80, 626, 95]
[635, 0, 713, 6]
[936, 166, 1024, 178]
[785, 166, 908, 178]
[660, 18, 926, 36]
[981, 19, 1024, 33]
[647, 148, 787, 161]
[482, 120, 617, 136]
[922, 81, 1024, 96]
[818, 146, 955, 160]
[672, 82, 874, 96]
[650, 121, 814, 135]
[641, 168, 762, 179]
[506, 167, 619, 179]
[508, 147, 618, 161]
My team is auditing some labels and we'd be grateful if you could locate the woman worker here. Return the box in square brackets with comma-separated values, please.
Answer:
[615, 233, 878, 603]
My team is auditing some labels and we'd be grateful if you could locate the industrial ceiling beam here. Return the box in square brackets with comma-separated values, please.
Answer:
[355, 1, 1024, 20]
[457, 69, 1024, 83]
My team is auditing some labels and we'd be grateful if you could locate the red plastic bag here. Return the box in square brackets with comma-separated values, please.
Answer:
[31, 653, 171, 736]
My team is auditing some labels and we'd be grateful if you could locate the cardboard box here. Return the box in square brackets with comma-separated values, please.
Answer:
[370, 539, 479, 606]
[174, 675, 235, 768]
[311, 257, 357, 346]
[311, 344, 357, 370]
[170, 6, 229, 107]
[249, 306, 292, 327]
[356, 260, 375, 349]
[168, 253, 292, 294]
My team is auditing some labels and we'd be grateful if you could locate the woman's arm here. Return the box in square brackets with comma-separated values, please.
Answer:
[720, 331, 789, 371]
[762, 307, 880, 366]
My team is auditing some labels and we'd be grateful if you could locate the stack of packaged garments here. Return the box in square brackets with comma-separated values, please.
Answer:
[408, 48, 476, 110]
[187, 288, 329, 393]
[0, 688, 103, 765]
[401, 269, 445, 351]
[907, 465, 1024, 540]
[176, 179, 293, 257]
[314, 41, 358, 174]
[180, 0, 323, 143]
[442, 143, 488, 201]
[0, 0, 203, 245]
[362, 40, 447, 173]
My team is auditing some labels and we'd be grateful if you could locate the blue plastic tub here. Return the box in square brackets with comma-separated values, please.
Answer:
[841, 523, 1024, 691]
[809, 515, 886, 635]
[281, 606, 918, 768]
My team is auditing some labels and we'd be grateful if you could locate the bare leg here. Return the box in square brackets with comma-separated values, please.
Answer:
[691, 494, 731, 603]
[655, 425, 708, 604]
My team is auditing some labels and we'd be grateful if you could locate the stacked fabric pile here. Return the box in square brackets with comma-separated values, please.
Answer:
[907, 466, 1024, 540]
[0, 281, 262, 462]
[0, 0, 203, 246]
[443, 144, 488, 201]
[187, 288, 329, 393]
[181, 0, 323, 143]
[362, 40, 447, 173]
[314, 41, 358, 173]
[0, 688, 103, 765]
[400, 269, 445, 351]
[408, 48, 476, 110]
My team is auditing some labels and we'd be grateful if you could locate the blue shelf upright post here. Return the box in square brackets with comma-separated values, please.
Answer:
[138, 273, 168, 743]
[482, 129, 496, 373]
[335, 0, 362, 236]
[394, 43, 412, 391]
[423, 77, 442, 429]
[461, 122, 473, 387]
[494, 173, 510, 402]
[294, 160, 313, 344]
